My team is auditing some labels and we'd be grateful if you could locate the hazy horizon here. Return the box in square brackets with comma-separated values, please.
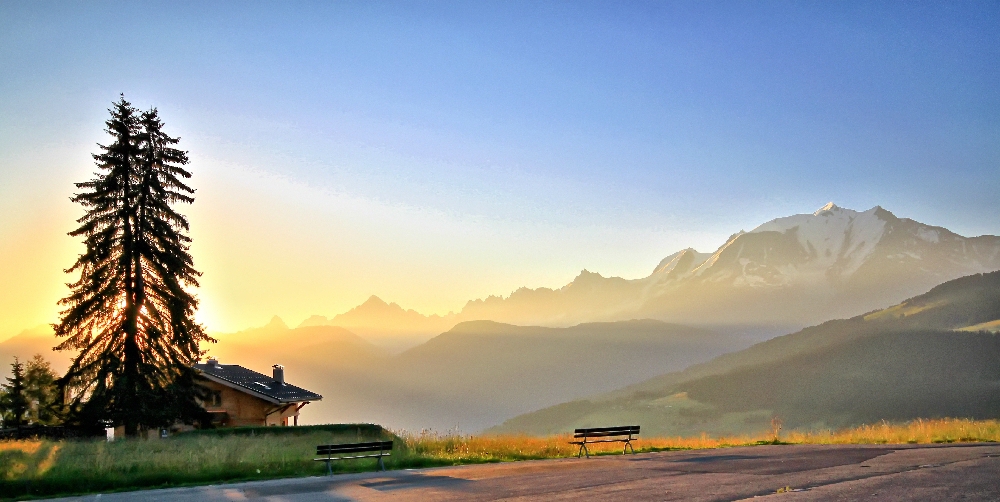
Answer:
[2, 1, 998, 339]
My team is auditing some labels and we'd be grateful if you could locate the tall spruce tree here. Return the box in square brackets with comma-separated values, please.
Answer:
[55, 96, 214, 436]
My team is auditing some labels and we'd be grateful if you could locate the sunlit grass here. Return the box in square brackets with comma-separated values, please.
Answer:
[1, 418, 997, 500]
[0, 427, 396, 499]
[784, 418, 1000, 445]
[400, 418, 1000, 461]
[863, 300, 948, 321]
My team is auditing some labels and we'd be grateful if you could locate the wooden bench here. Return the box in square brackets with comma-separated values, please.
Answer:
[570, 426, 640, 458]
[314, 440, 393, 474]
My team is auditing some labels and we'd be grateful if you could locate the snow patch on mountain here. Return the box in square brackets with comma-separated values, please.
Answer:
[692, 232, 746, 278]
[750, 203, 887, 279]
[916, 227, 940, 244]
[815, 201, 840, 215]
[651, 248, 712, 277]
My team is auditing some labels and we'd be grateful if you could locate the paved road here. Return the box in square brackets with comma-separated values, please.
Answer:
[45, 443, 1000, 501]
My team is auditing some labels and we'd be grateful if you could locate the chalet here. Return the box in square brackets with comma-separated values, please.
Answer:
[194, 358, 322, 427]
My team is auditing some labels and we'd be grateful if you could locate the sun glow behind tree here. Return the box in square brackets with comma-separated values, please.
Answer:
[54, 96, 214, 436]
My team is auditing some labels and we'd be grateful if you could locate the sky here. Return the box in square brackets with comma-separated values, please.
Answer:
[1, 1, 998, 337]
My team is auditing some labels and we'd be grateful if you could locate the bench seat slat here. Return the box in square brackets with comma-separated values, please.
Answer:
[317, 441, 393, 455]
[569, 438, 635, 445]
[574, 426, 639, 434]
[314, 452, 391, 461]
[318, 445, 391, 455]
[316, 441, 392, 449]
[573, 431, 636, 439]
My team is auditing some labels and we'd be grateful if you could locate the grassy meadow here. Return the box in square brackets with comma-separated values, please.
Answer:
[1, 419, 998, 500]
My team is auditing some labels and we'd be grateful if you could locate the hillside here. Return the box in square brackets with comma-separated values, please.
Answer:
[490, 271, 1000, 436]
[682, 329, 1000, 428]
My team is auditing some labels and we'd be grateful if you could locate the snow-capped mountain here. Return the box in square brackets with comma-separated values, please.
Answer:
[644, 203, 989, 288]
[460, 203, 1000, 329]
[676, 203, 998, 289]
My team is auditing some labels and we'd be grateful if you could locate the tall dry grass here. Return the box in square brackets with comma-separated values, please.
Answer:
[785, 418, 1000, 445]
[398, 418, 1000, 460]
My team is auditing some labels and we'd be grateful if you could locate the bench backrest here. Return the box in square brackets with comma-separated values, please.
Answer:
[317, 440, 393, 455]
[573, 426, 640, 438]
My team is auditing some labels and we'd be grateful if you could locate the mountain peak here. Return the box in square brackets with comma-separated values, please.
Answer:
[872, 205, 897, 221]
[362, 295, 389, 308]
[266, 315, 288, 329]
[297, 315, 330, 328]
[576, 269, 604, 279]
[338, 295, 408, 317]
[814, 202, 841, 215]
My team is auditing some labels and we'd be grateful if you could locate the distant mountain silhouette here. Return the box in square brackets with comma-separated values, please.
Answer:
[204, 318, 741, 431]
[491, 271, 1000, 436]
[298, 295, 455, 351]
[303, 203, 1000, 344]
[0, 326, 72, 379]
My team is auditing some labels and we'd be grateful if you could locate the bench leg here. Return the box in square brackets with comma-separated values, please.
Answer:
[325, 459, 332, 476]
[578, 442, 590, 459]
[377, 454, 385, 472]
[624, 440, 635, 455]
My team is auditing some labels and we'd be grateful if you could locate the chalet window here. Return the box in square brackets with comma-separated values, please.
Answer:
[207, 390, 222, 407]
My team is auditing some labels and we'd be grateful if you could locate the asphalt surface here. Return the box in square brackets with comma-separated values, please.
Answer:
[44, 443, 1000, 501]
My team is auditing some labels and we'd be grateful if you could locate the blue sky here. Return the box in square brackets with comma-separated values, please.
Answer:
[1, 1, 998, 333]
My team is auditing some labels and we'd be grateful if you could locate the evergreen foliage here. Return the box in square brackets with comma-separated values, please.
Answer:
[1, 357, 29, 428]
[24, 354, 61, 425]
[54, 96, 214, 436]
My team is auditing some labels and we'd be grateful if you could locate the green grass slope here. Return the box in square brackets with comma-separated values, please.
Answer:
[490, 271, 1000, 436]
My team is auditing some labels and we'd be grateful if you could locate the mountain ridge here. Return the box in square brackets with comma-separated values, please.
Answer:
[296, 295, 456, 351]
[302, 203, 999, 345]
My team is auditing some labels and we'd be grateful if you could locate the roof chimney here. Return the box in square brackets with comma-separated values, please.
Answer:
[272, 364, 284, 385]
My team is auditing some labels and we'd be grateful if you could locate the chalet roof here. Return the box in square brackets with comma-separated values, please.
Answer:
[194, 361, 322, 404]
